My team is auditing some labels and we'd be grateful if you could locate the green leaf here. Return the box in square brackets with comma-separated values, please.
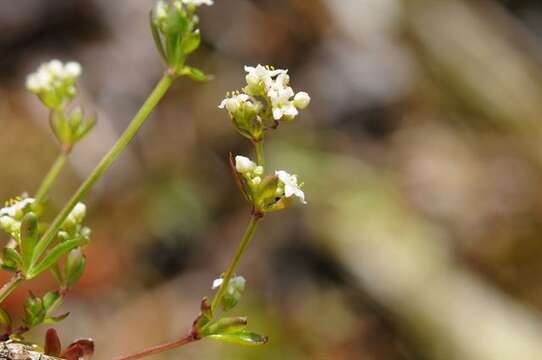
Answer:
[181, 31, 201, 55]
[150, 11, 167, 62]
[42, 290, 60, 311]
[208, 330, 268, 346]
[1, 248, 22, 272]
[20, 212, 39, 269]
[201, 317, 247, 337]
[24, 293, 46, 327]
[43, 312, 70, 324]
[181, 66, 209, 81]
[28, 237, 87, 278]
[0, 308, 12, 327]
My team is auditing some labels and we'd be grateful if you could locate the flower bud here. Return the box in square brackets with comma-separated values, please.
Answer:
[235, 156, 256, 174]
[293, 91, 311, 109]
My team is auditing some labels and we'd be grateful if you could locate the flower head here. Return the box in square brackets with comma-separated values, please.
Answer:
[219, 93, 263, 140]
[0, 198, 35, 219]
[276, 170, 306, 204]
[0, 197, 35, 239]
[26, 60, 82, 109]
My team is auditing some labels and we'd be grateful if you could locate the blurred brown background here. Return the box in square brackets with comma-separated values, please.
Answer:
[4, 0, 542, 359]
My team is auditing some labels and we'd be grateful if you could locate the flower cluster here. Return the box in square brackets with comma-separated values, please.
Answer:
[219, 65, 310, 141]
[0, 197, 35, 240]
[234, 156, 306, 212]
[26, 60, 82, 109]
[151, 0, 211, 78]
[58, 202, 90, 243]
[27, 60, 95, 151]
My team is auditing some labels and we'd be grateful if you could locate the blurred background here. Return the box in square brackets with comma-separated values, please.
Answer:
[4, 0, 542, 359]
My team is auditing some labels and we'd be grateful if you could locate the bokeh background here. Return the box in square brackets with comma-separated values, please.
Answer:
[3, 0, 542, 359]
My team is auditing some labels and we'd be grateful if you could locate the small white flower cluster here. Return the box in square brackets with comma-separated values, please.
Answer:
[220, 64, 310, 123]
[0, 197, 35, 239]
[26, 60, 82, 95]
[235, 155, 264, 186]
[235, 156, 306, 204]
[244, 64, 310, 121]
[212, 275, 246, 301]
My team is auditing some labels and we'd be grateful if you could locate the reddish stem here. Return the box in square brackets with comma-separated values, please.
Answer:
[112, 334, 198, 360]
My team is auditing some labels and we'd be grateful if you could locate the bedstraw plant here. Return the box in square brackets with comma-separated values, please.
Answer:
[0, 1, 310, 358]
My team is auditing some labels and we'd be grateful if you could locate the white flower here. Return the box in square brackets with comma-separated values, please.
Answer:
[293, 91, 311, 109]
[218, 93, 250, 114]
[268, 84, 298, 120]
[0, 198, 35, 219]
[235, 155, 256, 174]
[64, 62, 82, 78]
[212, 275, 246, 301]
[67, 202, 86, 224]
[276, 170, 306, 204]
[182, 0, 214, 6]
[244, 64, 287, 95]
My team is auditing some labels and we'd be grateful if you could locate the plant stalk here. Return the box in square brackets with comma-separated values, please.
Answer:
[210, 215, 261, 313]
[254, 141, 265, 167]
[112, 334, 198, 360]
[35, 152, 69, 205]
[30, 73, 176, 269]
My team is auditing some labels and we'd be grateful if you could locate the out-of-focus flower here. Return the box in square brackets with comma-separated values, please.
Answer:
[212, 275, 246, 302]
[26, 60, 82, 109]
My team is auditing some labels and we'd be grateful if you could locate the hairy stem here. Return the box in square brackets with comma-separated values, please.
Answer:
[210, 215, 261, 313]
[35, 152, 69, 205]
[30, 73, 176, 270]
[0, 273, 23, 305]
[112, 334, 198, 360]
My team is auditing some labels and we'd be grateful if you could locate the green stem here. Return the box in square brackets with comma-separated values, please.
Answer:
[35, 152, 69, 205]
[30, 73, 176, 269]
[210, 215, 261, 314]
[0, 273, 23, 305]
[254, 141, 264, 167]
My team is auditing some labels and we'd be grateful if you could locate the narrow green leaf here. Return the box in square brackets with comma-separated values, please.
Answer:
[20, 212, 39, 269]
[149, 10, 167, 62]
[208, 330, 268, 346]
[181, 66, 209, 81]
[42, 290, 60, 311]
[44, 312, 70, 324]
[201, 317, 247, 337]
[1, 248, 22, 272]
[28, 237, 87, 278]
[24, 293, 46, 327]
